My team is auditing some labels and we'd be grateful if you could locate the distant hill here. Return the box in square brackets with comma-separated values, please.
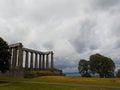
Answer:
[64, 72, 80, 76]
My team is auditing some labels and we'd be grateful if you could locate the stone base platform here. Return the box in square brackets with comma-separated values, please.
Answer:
[0, 69, 63, 78]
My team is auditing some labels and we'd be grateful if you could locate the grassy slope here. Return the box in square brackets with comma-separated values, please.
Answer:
[0, 76, 120, 90]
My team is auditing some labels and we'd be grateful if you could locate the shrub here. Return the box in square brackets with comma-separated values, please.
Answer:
[81, 73, 91, 77]
[116, 69, 120, 78]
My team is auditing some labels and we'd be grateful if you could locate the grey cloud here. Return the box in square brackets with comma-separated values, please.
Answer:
[70, 20, 98, 53]
[92, 0, 120, 10]
[106, 14, 120, 49]
[43, 41, 54, 49]
[112, 26, 120, 49]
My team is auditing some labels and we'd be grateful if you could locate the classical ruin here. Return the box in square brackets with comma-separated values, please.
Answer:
[8, 43, 62, 77]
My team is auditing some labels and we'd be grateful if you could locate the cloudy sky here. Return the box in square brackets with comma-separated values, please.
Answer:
[0, 0, 120, 73]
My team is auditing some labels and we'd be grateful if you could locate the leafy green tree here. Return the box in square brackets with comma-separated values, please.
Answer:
[90, 53, 115, 78]
[78, 59, 91, 77]
[0, 37, 11, 73]
[116, 69, 120, 78]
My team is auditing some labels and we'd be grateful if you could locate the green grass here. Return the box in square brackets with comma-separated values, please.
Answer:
[0, 76, 120, 90]
[0, 82, 118, 90]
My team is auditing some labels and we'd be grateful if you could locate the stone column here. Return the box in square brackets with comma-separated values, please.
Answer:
[42, 54, 45, 69]
[39, 54, 41, 69]
[9, 47, 12, 69]
[25, 51, 28, 68]
[18, 44, 23, 68]
[35, 53, 38, 69]
[51, 51, 54, 69]
[30, 52, 33, 69]
[12, 47, 17, 69]
[46, 54, 49, 69]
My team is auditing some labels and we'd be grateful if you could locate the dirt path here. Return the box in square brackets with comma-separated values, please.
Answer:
[0, 80, 120, 89]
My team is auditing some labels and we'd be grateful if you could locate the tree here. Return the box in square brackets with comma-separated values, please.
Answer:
[0, 37, 11, 73]
[78, 59, 91, 77]
[116, 69, 120, 78]
[90, 53, 115, 78]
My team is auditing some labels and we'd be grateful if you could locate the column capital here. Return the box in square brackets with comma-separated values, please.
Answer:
[46, 53, 49, 55]
[9, 43, 23, 48]
[50, 51, 54, 54]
